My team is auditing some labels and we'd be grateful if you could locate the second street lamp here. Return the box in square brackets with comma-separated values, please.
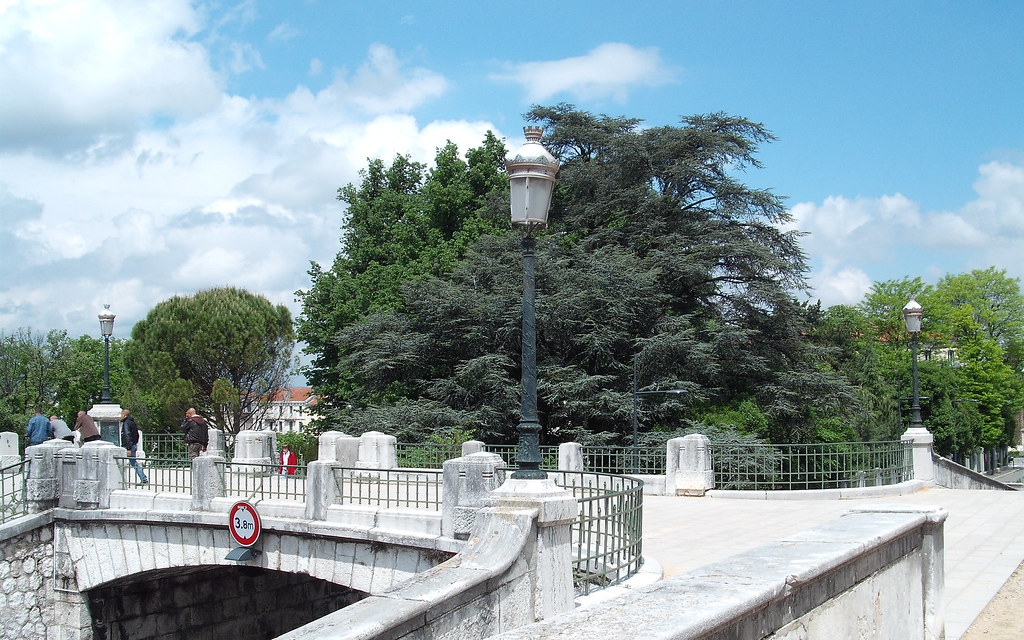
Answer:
[98, 304, 116, 404]
[506, 126, 559, 480]
[631, 354, 687, 474]
[902, 295, 924, 431]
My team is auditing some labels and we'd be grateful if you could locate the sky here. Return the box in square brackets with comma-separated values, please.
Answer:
[2, 0, 1023, 360]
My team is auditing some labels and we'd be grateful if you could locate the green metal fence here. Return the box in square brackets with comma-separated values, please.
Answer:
[712, 440, 913, 490]
[114, 456, 193, 493]
[582, 446, 665, 475]
[551, 470, 645, 596]
[0, 460, 29, 524]
[220, 461, 308, 502]
[333, 467, 444, 511]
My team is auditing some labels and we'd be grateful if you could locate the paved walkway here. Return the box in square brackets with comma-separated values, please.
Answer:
[641, 486, 1024, 640]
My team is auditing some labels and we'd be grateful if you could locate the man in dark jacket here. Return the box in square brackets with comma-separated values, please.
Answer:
[120, 409, 148, 484]
[180, 407, 209, 460]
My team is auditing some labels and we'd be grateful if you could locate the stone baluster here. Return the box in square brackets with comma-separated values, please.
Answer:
[666, 433, 715, 496]
[441, 452, 506, 540]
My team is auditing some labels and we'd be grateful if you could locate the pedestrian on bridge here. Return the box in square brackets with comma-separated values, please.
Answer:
[180, 408, 209, 460]
[120, 409, 149, 485]
[50, 415, 74, 442]
[279, 444, 297, 475]
[26, 408, 52, 446]
[74, 411, 101, 443]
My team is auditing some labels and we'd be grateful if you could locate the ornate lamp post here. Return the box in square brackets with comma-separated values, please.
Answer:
[902, 296, 924, 430]
[631, 354, 687, 474]
[506, 126, 559, 480]
[98, 304, 115, 403]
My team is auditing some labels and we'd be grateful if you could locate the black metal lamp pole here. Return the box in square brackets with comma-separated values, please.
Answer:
[631, 354, 687, 474]
[98, 304, 115, 404]
[514, 234, 545, 479]
[903, 296, 924, 430]
[506, 127, 559, 480]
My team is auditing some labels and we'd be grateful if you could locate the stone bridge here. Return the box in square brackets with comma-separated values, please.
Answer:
[2, 432, 579, 640]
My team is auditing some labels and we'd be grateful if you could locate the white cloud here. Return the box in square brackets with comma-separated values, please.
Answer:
[792, 161, 1024, 306]
[0, 5, 499, 343]
[0, 0, 222, 153]
[493, 43, 676, 103]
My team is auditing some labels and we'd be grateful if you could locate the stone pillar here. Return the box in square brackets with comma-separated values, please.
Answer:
[88, 402, 123, 446]
[192, 454, 226, 511]
[666, 434, 715, 496]
[558, 442, 583, 471]
[461, 440, 485, 456]
[902, 427, 935, 482]
[487, 478, 578, 620]
[74, 441, 121, 509]
[25, 440, 72, 512]
[356, 431, 397, 469]
[232, 429, 274, 472]
[317, 431, 359, 467]
[441, 452, 506, 539]
[206, 427, 226, 458]
[304, 460, 337, 521]
[0, 431, 20, 468]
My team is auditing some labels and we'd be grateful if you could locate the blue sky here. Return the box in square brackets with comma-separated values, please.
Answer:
[2, 0, 1023, 354]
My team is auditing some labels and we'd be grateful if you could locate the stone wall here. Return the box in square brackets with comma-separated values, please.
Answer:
[0, 519, 54, 639]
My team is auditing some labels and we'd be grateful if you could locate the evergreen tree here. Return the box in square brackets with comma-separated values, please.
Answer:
[305, 105, 856, 444]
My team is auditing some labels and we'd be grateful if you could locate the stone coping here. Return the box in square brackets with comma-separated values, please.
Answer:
[705, 479, 931, 500]
[492, 505, 947, 639]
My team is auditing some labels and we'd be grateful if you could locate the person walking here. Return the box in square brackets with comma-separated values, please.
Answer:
[50, 415, 74, 442]
[279, 444, 297, 475]
[120, 409, 148, 485]
[179, 408, 209, 460]
[74, 411, 101, 443]
[26, 408, 51, 446]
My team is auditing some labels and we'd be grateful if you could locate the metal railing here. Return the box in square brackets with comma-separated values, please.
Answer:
[115, 456, 193, 493]
[484, 444, 560, 470]
[582, 446, 665, 475]
[142, 433, 235, 460]
[396, 443, 463, 469]
[550, 470, 644, 595]
[220, 461, 308, 502]
[0, 459, 29, 524]
[333, 467, 443, 511]
[712, 440, 913, 490]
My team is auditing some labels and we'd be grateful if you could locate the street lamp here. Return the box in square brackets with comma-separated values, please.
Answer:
[506, 126, 559, 480]
[98, 304, 115, 404]
[631, 354, 687, 474]
[902, 295, 924, 430]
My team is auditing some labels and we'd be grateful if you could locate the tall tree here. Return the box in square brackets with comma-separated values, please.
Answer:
[311, 105, 855, 445]
[126, 287, 295, 435]
[296, 135, 509, 426]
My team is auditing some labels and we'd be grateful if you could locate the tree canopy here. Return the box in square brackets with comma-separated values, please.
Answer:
[126, 287, 296, 434]
[299, 104, 857, 445]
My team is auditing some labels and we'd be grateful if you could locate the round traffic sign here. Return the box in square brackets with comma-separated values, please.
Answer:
[228, 501, 261, 547]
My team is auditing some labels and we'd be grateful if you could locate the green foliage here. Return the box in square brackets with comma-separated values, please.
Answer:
[300, 105, 857, 446]
[296, 136, 510, 425]
[126, 287, 296, 435]
[276, 430, 318, 464]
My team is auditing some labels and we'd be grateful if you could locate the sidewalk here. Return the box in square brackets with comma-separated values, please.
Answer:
[641, 486, 1024, 640]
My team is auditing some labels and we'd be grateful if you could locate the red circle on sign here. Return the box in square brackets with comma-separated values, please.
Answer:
[228, 501, 261, 547]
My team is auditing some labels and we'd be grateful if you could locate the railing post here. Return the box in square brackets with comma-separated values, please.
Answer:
[902, 428, 935, 482]
[441, 452, 506, 539]
[357, 431, 397, 469]
[558, 442, 583, 471]
[25, 440, 72, 512]
[192, 454, 225, 511]
[461, 440, 485, 456]
[666, 434, 715, 496]
[74, 441, 120, 509]
[304, 460, 336, 521]
[487, 477, 578, 620]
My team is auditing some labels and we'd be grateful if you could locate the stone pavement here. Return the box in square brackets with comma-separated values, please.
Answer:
[641, 487, 1024, 640]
